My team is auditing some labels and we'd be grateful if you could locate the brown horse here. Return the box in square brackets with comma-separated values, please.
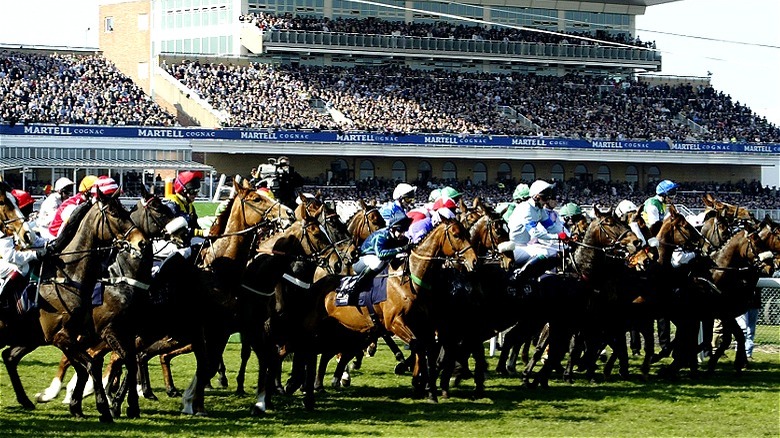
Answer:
[176, 182, 294, 416]
[702, 217, 779, 373]
[320, 217, 477, 402]
[700, 194, 756, 253]
[0, 181, 34, 247]
[346, 199, 385, 245]
[237, 200, 335, 412]
[28, 189, 147, 422]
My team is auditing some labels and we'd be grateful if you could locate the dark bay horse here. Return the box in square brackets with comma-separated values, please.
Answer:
[524, 208, 645, 387]
[13, 189, 147, 422]
[320, 217, 478, 402]
[237, 200, 336, 412]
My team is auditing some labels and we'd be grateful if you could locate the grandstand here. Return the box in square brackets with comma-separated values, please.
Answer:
[1, 0, 780, 196]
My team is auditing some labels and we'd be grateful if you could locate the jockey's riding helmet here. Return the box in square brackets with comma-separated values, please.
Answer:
[512, 183, 530, 200]
[393, 183, 417, 201]
[440, 186, 462, 201]
[78, 175, 99, 193]
[91, 176, 120, 197]
[174, 171, 203, 195]
[559, 202, 582, 218]
[655, 180, 678, 196]
[54, 177, 75, 193]
[388, 212, 412, 231]
[529, 180, 554, 198]
[615, 200, 638, 217]
[11, 189, 34, 211]
[427, 188, 441, 203]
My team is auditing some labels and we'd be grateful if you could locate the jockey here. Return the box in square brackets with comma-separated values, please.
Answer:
[37, 177, 74, 230]
[379, 183, 417, 225]
[440, 186, 463, 204]
[406, 196, 456, 245]
[344, 212, 413, 302]
[507, 180, 569, 283]
[558, 202, 586, 240]
[643, 179, 677, 235]
[164, 171, 205, 243]
[502, 183, 530, 222]
[615, 199, 647, 246]
[0, 190, 46, 306]
[46, 175, 98, 239]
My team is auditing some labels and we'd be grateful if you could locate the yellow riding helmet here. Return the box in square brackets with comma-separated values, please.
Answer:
[78, 175, 99, 193]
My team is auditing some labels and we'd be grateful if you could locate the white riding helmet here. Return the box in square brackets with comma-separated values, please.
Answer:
[54, 177, 75, 192]
[528, 180, 554, 197]
[615, 200, 638, 217]
[393, 183, 417, 201]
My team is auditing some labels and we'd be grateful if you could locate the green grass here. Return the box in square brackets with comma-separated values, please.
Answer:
[1, 342, 778, 437]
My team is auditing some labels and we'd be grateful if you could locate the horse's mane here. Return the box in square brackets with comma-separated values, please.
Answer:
[210, 197, 235, 237]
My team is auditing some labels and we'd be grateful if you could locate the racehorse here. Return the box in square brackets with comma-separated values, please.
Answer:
[7, 188, 147, 422]
[0, 180, 34, 247]
[346, 199, 385, 245]
[237, 199, 335, 412]
[320, 217, 478, 402]
[156, 181, 293, 416]
[524, 207, 645, 388]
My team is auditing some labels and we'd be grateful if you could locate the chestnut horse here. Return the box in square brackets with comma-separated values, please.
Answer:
[0, 181, 35, 247]
[320, 217, 478, 402]
[346, 199, 385, 245]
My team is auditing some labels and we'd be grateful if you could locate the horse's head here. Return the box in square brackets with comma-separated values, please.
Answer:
[414, 216, 478, 272]
[703, 193, 754, 224]
[575, 207, 644, 274]
[0, 182, 34, 247]
[654, 204, 703, 266]
[90, 187, 148, 257]
[470, 207, 512, 270]
[347, 199, 385, 245]
[229, 180, 294, 233]
[458, 197, 485, 229]
[130, 184, 176, 239]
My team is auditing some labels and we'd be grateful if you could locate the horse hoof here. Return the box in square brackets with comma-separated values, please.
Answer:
[314, 385, 326, 394]
[144, 392, 159, 401]
[303, 400, 315, 411]
[126, 407, 141, 419]
[285, 384, 301, 395]
[167, 389, 182, 398]
[99, 413, 114, 423]
[19, 398, 35, 410]
[495, 366, 509, 376]
[236, 389, 247, 397]
[219, 377, 229, 389]
[394, 362, 408, 375]
[250, 405, 266, 416]
[111, 406, 122, 419]
[341, 378, 351, 388]
[427, 394, 439, 404]
[195, 410, 209, 417]
[441, 390, 450, 399]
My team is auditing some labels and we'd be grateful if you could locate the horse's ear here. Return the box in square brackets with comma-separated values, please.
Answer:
[459, 198, 468, 212]
[140, 183, 151, 200]
[298, 192, 308, 204]
[359, 199, 367, 210]
[703, 193, 715, 207]
[315, 189, 322, 200]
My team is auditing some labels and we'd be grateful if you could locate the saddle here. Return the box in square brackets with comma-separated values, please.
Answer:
[335, 266, 389, 308]
[0, 271, 37, 315]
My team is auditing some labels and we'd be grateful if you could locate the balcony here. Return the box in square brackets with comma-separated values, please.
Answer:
[255, 29, 661, 71]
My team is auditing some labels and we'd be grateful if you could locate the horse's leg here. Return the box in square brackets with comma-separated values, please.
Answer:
[379, 333, 408, 374]
[215, 356, 228, 389]
[729, 318, 748, 372]
[640, 318, 655, 380]
[285, 353, 305, 395]
[472, 341, 487, 399]
[52, 329, 113, 422]
[315, 351, 334, 390]
[104, 329, 140, 419]
[302, 351, 317, 411]
[523, 329, 549, 387]
[236, 334, 252, 396]
[35, 353, 70, 403]
[161, 344, 193, 397]
[2, 345, 38, 409]
[334, 351, 356, 388]
[438, 343, 454, 399]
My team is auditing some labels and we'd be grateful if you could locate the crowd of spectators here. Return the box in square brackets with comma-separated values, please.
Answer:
[239, 12, 656, 49]
[0, 51, 178, 127]
[163, 60, 780, 142]
[1, 49, 777, 143]
[302, 177, 780, 211]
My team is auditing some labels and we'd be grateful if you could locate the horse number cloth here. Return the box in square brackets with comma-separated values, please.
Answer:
[335, 268, 389, 307]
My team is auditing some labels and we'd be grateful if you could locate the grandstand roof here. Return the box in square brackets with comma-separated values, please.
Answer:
[0, 158, 213, 172]
[584, 0, 679, 5]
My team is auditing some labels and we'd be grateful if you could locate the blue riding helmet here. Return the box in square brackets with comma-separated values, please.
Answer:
[656, 180, 678, 196]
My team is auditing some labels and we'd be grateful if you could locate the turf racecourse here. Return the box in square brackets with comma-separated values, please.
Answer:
[1, 343, 778, 437]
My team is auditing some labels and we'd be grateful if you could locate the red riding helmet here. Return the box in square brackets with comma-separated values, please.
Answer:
[11, 189, 34, 210]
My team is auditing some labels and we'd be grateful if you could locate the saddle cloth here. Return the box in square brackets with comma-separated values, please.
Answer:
[335, 267, 389, 307]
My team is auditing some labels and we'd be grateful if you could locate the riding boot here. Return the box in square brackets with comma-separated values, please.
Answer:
[511, 255, 556, 284]
[346, 267, 375, 306]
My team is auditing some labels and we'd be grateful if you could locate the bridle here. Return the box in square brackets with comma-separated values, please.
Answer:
[410, 221, 474, 268]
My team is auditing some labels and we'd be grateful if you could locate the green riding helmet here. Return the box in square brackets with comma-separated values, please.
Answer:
[441, 186, 461, 200]
[559, 202, 582, 218]
[512, 183, 530, 200]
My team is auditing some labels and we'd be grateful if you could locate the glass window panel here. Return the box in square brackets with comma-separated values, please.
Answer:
[521, 163, 535, 181]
